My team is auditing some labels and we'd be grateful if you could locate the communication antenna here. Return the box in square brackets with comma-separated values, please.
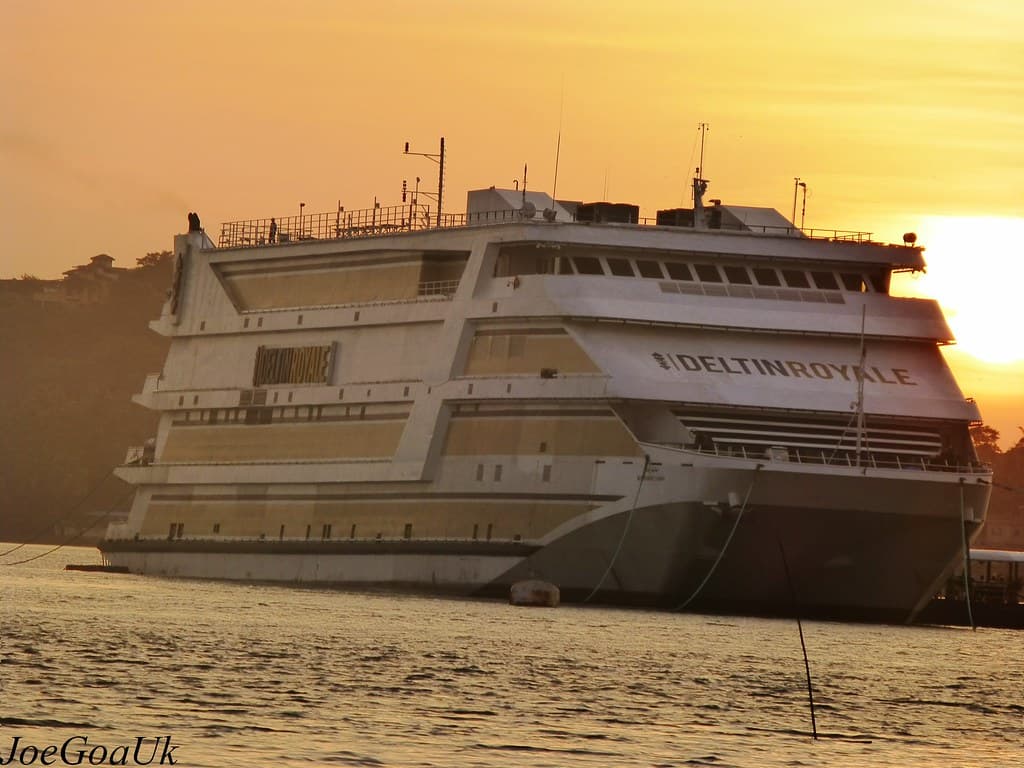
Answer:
[551, 83, 564, 206]
[692, 122, 710, 229]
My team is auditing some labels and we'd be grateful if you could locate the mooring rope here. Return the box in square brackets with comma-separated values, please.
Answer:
[1, 484, 134, 567]
[676, 463, 764, 612]
[959, 478, 976, 631]
[583, 454, 650, 603]
[0, 468, 117, 558]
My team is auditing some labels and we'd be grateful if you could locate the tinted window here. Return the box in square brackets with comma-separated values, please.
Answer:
[752, 267, 781, 286]
[636, 260, 663, 278]
[723, 265, 752, 284]
[694, 264, 723, 282]
[665, 262, 693, 281]
[811, 271, 839, 290]
[572, 256, 604, 275]
[781, 269, 810, 288]
[840, 272, 866, 291]
[606, 258, 634, 276]
[557, 257, 574, 274]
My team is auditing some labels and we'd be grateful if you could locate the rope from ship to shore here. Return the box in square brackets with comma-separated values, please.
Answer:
[582, 454, 651, 603]
[1, 484, 134, 566]
[0, 467, 118, 558]
[959, 478, 976, 631]
[675, 463, 764, 612]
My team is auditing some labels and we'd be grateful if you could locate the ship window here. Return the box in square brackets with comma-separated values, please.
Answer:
[494, 465, 503, 481]
[723, 266, 752, 284]
[694, 264, 722, 282]
[869, 270, 891, 293]
[486, 523, 493, 541]
[606, 258, 634, 277]
[209, 409, 219, 425]
[178, 395, 185, 406]
[199, 321, 206, 331]
[245, 408, 260, 424]
[279, 524, 285, 540]
[257, 317, 264, 328]
[297, 314, 303, 325]
[403, 523, 412, 539]
[557, 257, 574, 275]
[168, 523, 176, 540]
[350, 524, 356, 539]
[539, 441, 548, 453]
[322, 524, 332, 539]
[665, 262, 693, 281]
[476, 464, 484, 481]
[338, 388, 345, 400]
[752, 267, 781, 286]
[840, 272, 867, 291]
[472, 524, 479, 540]
[176, 523, 184, 539]
[636, 260, 664, 278]
[244, 318, 250, 329]
[572, 256, 604, 275]
[403, 386, 410, 397]
[542, 465, 552, 482]
[305, 524, 311, 540]
[213, 523, 220, 534]
[781, 269, 810, 288]
[259, 408, 273, 424]
[811, 271, 839, 290]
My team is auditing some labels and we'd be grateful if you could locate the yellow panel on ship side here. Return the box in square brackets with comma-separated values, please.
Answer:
[160, 420, 407, 462]
[463, 330, 601, 375]
[227, 262, 422, 310]
[141, 498, 594, 540]
[442, 415, 641, 457]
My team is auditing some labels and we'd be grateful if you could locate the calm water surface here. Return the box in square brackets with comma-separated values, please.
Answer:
[1, 545, 1021, 767]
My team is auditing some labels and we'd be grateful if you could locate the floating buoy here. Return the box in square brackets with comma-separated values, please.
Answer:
[510, 579, 560, 607]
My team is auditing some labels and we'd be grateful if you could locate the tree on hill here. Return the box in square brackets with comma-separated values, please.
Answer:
[136, 250, 173, 268]
[969, 423, 1001, 462]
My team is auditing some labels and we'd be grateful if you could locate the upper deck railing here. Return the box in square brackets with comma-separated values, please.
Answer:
[218, 203, 874, 249]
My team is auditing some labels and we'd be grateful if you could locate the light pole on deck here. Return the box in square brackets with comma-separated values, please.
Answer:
[299, 202, 305, 239]
[404, 137, 445, 227]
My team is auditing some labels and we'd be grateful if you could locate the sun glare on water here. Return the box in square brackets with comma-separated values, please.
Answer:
[893, 216, 1024, 364]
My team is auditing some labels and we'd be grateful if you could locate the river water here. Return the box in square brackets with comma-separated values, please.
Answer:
[1, 544, 1020, 767]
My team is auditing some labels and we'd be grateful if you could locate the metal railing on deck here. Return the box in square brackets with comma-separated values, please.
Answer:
[219, 203, 875, 249]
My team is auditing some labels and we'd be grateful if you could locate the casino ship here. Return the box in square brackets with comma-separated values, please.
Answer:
[100, 172, 992, 622]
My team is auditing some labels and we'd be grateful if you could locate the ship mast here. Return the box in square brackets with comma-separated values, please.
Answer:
[693, 122, 709, 229]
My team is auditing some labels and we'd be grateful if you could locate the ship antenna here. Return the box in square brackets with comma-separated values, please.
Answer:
[551, 83, 564, 205]
[854, 306, 867, 468]
[693, 122, 709, 229]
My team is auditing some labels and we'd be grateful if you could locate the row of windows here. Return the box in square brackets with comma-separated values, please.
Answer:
[554, 255, 883, 293]
[173, 404, 376, 426]
[473, 463, 552, 481]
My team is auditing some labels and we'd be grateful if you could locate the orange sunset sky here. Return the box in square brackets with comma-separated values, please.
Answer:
[2, 1, 1022, 445]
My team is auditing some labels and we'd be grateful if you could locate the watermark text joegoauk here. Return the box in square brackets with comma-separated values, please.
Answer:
[0, 736, 178, 766]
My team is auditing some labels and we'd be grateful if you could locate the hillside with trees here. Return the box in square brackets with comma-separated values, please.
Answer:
[971, 425, 1024, 550]
[0, 254, 172, 542]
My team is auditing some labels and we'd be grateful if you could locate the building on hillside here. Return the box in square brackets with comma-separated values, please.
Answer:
[35, 254, 127, 306]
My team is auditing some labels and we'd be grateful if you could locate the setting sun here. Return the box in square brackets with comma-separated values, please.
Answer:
[892, 216, 1024, 364]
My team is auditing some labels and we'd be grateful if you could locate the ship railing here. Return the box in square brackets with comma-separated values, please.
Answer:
[219, 204, 877, 249]
[695, 443, 988, 474]
[417, 279, 461, 297]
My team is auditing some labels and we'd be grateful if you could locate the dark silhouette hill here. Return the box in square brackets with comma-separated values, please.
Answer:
[0, 256, 172, 542]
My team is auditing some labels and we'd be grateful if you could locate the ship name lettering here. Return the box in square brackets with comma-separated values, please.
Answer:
[658, 353, 916, 386]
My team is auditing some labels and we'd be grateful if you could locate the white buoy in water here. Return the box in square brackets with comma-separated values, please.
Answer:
[510, 579, 560, 607]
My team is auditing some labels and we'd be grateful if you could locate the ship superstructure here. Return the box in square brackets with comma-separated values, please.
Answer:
[102, 182, 991, 622]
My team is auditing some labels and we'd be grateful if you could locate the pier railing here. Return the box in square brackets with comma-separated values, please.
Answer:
[219, 203, 875, 249]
